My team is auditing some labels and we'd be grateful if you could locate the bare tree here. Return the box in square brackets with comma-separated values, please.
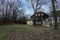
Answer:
[51, 0, 58, 29]
[11, 0, 21, 23]
[30, 0, 41, 25]
[0, 0, 5, 22]
[17, 9, 26, 24]
[4, 0, 9, 22]
[30, 0, 50, 25]
[0, 0, 27, 24]
[31, 0, 51, 13]
[31, 0, 40, 13]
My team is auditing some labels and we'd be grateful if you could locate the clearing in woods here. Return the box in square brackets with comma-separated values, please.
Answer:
[0, 24, 60, 40]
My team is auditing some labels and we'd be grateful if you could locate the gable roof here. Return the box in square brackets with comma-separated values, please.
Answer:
[31, 12, 44, 18]
[31, 12, 49, 18]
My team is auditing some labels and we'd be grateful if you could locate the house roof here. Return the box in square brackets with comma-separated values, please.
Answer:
[31, 11, 49, 18]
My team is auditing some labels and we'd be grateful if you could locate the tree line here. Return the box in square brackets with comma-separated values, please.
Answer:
[0, 0, 27, 24]
[0, 0, 60, 29]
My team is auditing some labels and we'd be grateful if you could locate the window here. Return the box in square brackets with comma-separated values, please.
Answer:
[38, 14, 40, 16]
[36, 14, 37, 16]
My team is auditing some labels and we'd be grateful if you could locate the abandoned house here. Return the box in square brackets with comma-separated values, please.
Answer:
[31, 12, 49, 25]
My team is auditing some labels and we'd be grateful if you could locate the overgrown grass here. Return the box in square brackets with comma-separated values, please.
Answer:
[0, 24, 32, 40]
[0, 24, 60, 40]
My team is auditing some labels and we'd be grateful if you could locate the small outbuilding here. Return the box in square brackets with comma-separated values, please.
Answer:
[27, 19, 33, 25]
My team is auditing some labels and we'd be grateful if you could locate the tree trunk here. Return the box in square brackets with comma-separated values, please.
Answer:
[51, 0, 58, 29]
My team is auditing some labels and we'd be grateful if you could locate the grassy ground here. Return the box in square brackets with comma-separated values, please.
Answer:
[0, 25, 33, 40]
[0, 24, 60, 40]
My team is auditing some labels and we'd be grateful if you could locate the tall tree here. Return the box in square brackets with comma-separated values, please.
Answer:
[12, 0, 18, 22]
[51, 0, 58, 29]
[0, 0, 5, 22]
[31, 0, 40, 13]
[30, 0, 50, 25]
[4, 0, 9, 22]
[30, 0, 51, 13]
[30, 0, 42, 25]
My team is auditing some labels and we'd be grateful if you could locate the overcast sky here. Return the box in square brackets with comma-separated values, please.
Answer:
[19, 0, 52, 16]
[19, 0, 60, 16]
[1, 0, 60, 16]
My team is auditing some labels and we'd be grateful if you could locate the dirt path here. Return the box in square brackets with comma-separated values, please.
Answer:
[5, 26, 60, 40]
